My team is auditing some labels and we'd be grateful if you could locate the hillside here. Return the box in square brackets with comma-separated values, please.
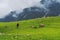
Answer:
[0, 16, 60, 40]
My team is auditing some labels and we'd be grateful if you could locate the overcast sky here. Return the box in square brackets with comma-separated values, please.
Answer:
[0, 0, 41, 18]
[0, 0, 60, 18]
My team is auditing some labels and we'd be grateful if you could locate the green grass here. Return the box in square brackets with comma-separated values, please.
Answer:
[0, 16, 60, 40]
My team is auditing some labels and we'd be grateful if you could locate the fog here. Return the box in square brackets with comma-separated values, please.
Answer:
[0, 0, 60, 18]
[0, 0, 41, 18]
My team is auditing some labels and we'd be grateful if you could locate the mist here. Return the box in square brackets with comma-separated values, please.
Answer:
[0, 0, 41, 18]
[0, 0, 60, 18]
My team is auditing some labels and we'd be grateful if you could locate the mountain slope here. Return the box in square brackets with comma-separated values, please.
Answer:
[0, 16, 60, 40]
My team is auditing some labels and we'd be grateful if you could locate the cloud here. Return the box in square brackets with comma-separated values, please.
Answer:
[0, 0, 41, 18]
[1, 0, 60, 18]
[9, 0, 41, 11]
[0, 0, 11, 18]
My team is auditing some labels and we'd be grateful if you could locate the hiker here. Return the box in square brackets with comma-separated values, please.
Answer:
[16, 23, 19, 28]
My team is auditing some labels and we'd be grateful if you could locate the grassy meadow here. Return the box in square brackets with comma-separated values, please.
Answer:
[0, 16, 60, 40]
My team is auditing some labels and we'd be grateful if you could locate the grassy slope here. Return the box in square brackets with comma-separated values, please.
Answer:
[0, 16, 60, 40]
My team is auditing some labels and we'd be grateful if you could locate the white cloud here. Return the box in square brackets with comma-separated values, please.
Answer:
[0, 0, 60, 18]
[9, 0, 40, 11]
[0, 0, 11, 18]
[0, 0, 41, 18]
